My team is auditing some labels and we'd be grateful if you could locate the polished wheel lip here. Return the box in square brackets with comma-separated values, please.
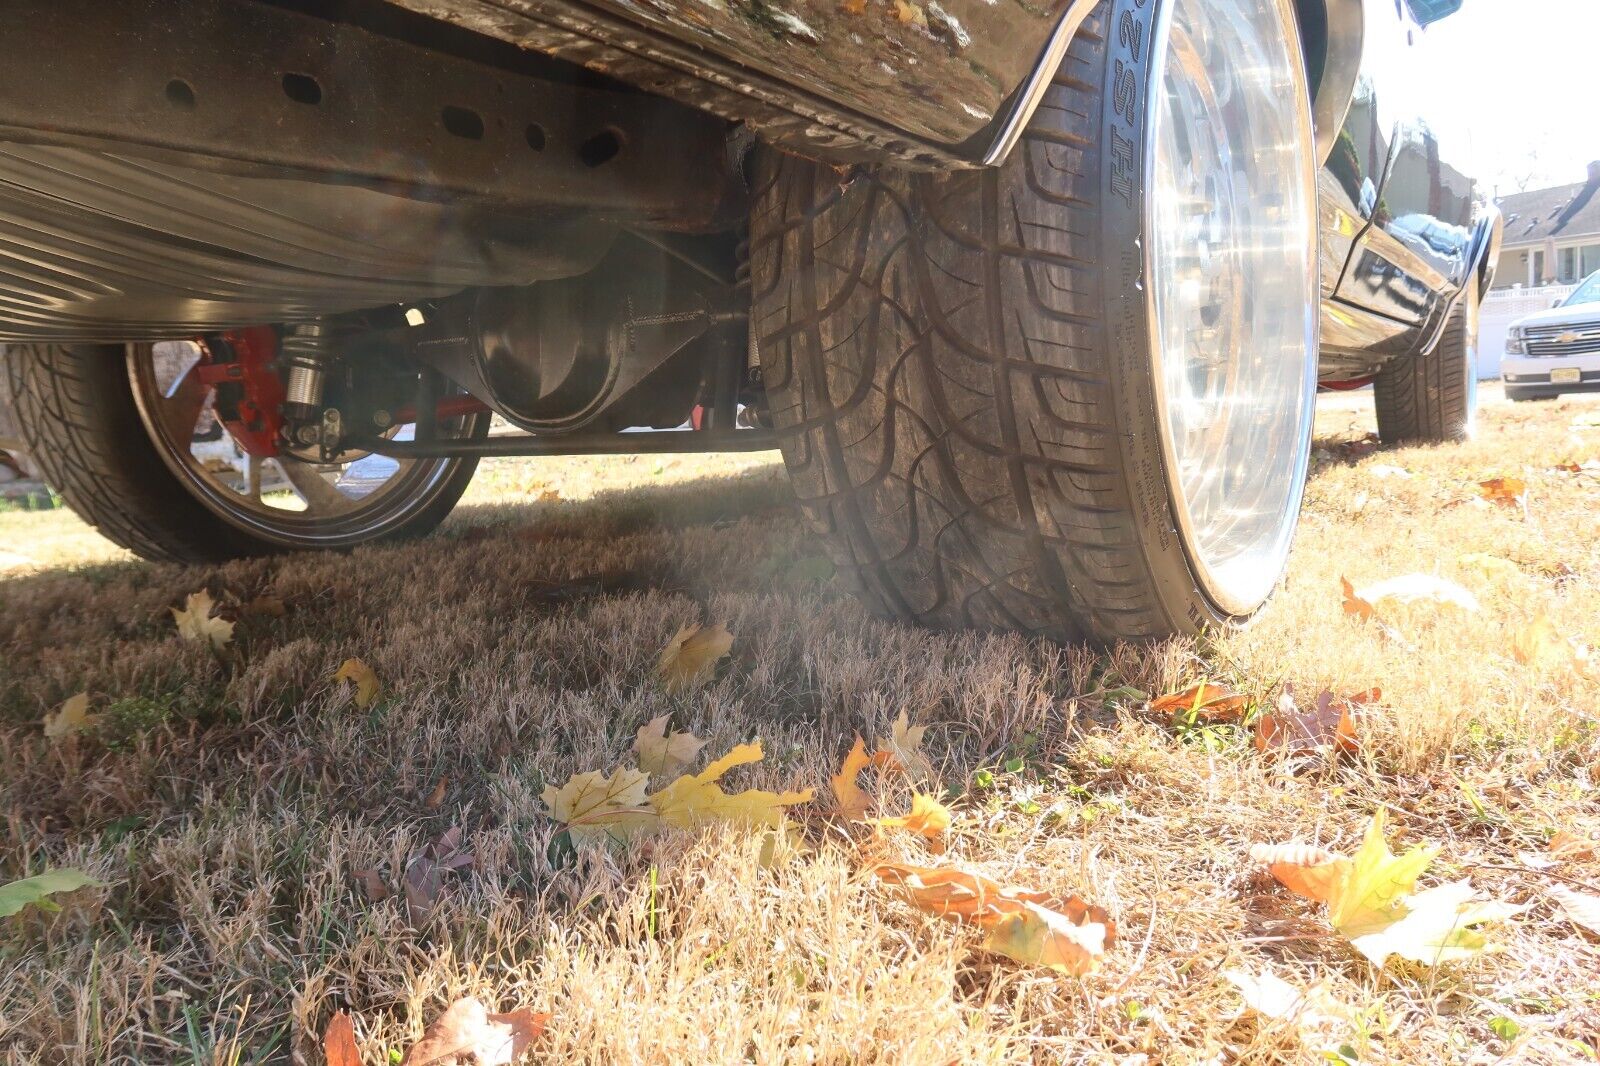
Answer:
[127, 341, 481, 549]
[1141, 0, 1319, 619]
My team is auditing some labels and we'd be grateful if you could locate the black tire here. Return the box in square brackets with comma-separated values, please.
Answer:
[1, 342, 480, 563]
[1374, 283, 1479, 442]
[749, 0, 1317, 643]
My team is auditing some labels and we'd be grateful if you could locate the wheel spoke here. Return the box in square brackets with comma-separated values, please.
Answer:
[277, 457, 352, 515]
[158, 360, 209, 444]
[245, 453, 263, 502]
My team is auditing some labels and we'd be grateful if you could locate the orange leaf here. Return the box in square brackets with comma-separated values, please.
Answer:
[424, 776, 448, 810]
[400, 997, 548, 1066]
[1549, 831, 1598, 860]
[831, 735, 873, 821]
[1151, 682, 1251, 722]
[1340, 577, 1374, 621]
[1248, 843, 1351, 904]
[1477, 476, 1527, 506]
[323, 1010, 361, 1066]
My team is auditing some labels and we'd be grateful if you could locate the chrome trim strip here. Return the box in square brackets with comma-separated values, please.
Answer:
[979, 0, 1100, 166]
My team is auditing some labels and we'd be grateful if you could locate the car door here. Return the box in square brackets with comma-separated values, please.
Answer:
[1332, 0, 1475, 328]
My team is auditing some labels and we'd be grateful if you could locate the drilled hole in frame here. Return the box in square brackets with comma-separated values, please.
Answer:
[525, 123, 547, 151]
[281, 72, 323, 105]
[578, 128, 624, 167]
[165, 79, 196, 109]
[441, 106, 485, 140]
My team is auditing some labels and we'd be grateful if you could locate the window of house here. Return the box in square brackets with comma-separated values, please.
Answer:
[1532, 249, 1546, 285]
[1581, 244, 1600, 277]
[1559, 247, 1579, 283]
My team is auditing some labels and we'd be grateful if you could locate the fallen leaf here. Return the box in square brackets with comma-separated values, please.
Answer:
[0, 869, 104, 918]
[1477, 476, 1527, 506]
[323, 1011, 361, 1066]
[1152, 682, 1252, 723]
[1223, 966, 1351, 1033]
[872, 710, 931, 778]
[1548, 885, 1600, 935]
[633, 714, 707, 778]
[42, 692, 98, 739]
[1252, 811, 1519, 966]
[537, 488, 561, 502]
[1254, 685, 1372, 758]
[1353, 574, 1480, 614]
[245, 595, 287, 618]
[400, 996, 548, 1066]
[893, 0, 927, 25]
[1457, 553, 1521, 581]
[872, 793, 952, 852]
[353, 867, 390, 903]
[1368, 464, 1412, 480]
[1340, 576, 1374, 621]
[171, 590, 234, 652]
[1511, 614, 1596, 679]
[424, 776, 448, 810]
[402, 827, 474, 925]
[870, 863, 1113, 974]
[1549, 831, 1598, 860]
[840, 0, 866, 13]
[657, 622, 733, 692]
[831, 736, 874, 821]
[541, 767, 653, 848]
[333, 658, 381, 709]
[647, 742, 813, 831]
[980, 899, 1108, 976]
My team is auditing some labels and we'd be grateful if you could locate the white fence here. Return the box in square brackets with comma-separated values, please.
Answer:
[1480, 284, 1575, 378]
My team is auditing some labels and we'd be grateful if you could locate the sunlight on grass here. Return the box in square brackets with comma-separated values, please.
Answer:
[2, 385, 1598, 1062]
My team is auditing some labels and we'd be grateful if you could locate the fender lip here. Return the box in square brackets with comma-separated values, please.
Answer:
[1416, 205, 1503, 355]
[973, 0, 1102, 166]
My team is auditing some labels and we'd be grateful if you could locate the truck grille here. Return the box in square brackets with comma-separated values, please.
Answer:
[1525, 323, 1600, 358]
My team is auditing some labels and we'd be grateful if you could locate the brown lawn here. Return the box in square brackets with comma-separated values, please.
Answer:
[2, 384, 1599, 1063]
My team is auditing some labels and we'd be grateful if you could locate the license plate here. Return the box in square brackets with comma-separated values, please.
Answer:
[1551, 368, 1582, 385]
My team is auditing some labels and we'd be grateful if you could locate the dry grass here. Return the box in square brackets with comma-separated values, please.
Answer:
[2, 385, 1599, 1064]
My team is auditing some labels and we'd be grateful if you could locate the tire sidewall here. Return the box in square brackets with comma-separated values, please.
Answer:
[1095, 0, 1316, 632]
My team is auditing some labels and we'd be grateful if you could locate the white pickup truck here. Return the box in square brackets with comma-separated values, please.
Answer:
[1503, 271, 1600, 400]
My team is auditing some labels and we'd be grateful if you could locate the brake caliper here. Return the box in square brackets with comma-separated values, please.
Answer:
[195, 327, 285, 457]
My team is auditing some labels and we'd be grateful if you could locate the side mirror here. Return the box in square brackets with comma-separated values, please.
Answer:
[1406, 0, 1462, 26]
[1552, 297, 1564, 309]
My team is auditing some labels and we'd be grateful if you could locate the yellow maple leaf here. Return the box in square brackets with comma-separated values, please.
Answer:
[872, 710, 930, 778]
[1252, 811, 1518, 966]
[830, 736, 873, 821]
[632, 714, 707, 778]
[656, 622, 733, 692]
[171, 590, 234, 652]
[541, 767, 654, 847]
[333, 658, 381, 709]
[647, 741, 812, 830]
[1511, 614, 1596, 679]
[980, 899, 1110, 976]
[871, 793, 952, 852]
[42, 692, 98, 739]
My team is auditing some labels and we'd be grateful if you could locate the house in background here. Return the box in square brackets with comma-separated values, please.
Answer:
[1492, 162, 1600, 289]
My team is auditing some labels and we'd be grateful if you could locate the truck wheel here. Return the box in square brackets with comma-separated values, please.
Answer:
[1374, 283, 1479, 443]
[750, 0, 1318, 642]
[1, 342, 485, 562]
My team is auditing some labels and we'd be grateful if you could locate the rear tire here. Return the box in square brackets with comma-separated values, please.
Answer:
[1, 343, 481, 562]
[750, 0, 1318, 642]
[1374, 284, 1479, 442]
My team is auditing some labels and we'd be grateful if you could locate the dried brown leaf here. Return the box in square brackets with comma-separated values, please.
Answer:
[656, 622, 733, 692]
[42, 692, 98, 740]
[323, 1010, 361, 1066]
[633, 714, 707, 778]
[831, 736, 873, 821]
[333, 658, 381, 709]
[171, 590, 234, 652]
[1151, 682, 1251, 722]
[400, 996, 547, 1065]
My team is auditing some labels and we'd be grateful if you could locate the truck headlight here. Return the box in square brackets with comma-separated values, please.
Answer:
[1506, 326, 1526, 355]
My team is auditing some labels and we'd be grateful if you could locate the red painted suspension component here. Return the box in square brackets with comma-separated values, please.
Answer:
[1318, 376, 1376, 391]
[389, 394, 492, 425]
[195, 327, 285, 457]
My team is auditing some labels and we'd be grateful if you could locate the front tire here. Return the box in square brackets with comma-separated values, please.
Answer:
[1374, 282, 1480, 443]
[750, 0, 1318, 642]
[2, 342, 483, 562]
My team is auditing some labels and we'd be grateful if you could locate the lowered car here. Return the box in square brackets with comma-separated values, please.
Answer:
[0, 0, 1499, 642]
[1502, 270, 1600, 400]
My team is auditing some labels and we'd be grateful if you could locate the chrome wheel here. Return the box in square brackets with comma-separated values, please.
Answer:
[1145, 0, 1317, 616]
[128, 340, 485, 548]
